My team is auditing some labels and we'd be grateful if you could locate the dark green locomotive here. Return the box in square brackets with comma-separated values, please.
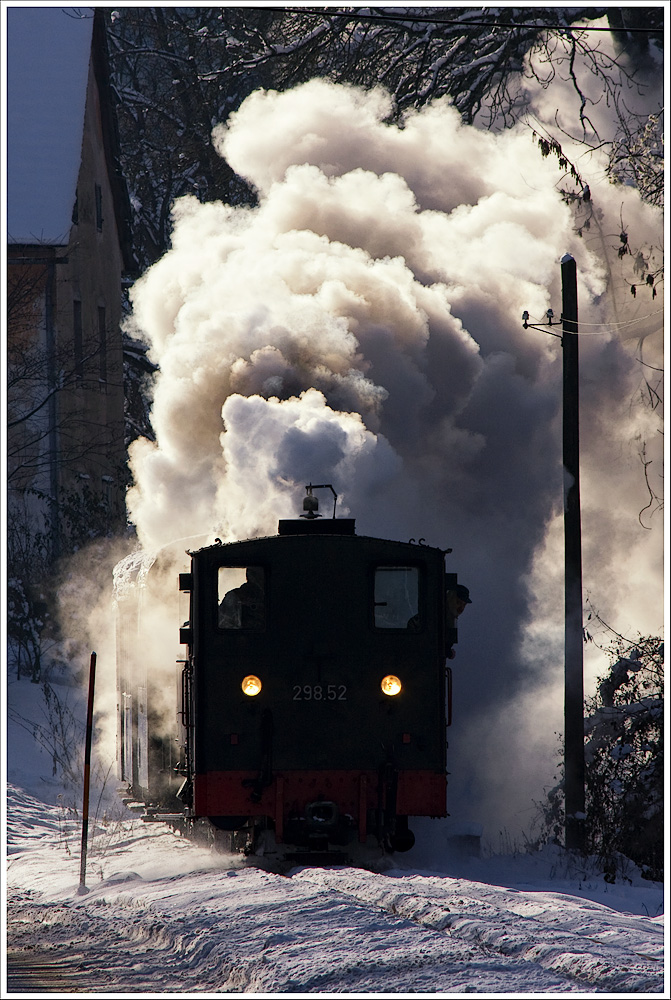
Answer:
[117, 485, 461, 860]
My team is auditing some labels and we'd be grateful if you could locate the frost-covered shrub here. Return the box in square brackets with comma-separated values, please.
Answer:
[7, 483, 126, 683]
[535, 637, 663, 881]
[6, 504, 51, 681]
[6, 576, 46, 681]
[583, 638, 663, 880]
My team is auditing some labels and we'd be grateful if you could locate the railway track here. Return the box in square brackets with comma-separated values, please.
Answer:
[6, 950, 94, 994]
[6, 863, 663, 995]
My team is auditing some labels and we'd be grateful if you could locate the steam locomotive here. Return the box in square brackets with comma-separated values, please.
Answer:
[115, 485, 462, 864]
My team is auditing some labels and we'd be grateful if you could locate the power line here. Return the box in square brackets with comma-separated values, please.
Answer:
[569, 310, 664, 330]
[274, 7, 665, 35]
[523, 309, 664, 334]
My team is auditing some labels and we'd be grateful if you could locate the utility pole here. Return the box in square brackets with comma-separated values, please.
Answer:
[561, 253, 586, 852]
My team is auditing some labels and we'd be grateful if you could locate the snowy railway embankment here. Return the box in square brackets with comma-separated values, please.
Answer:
[293, 868, 665, 993]
[5, 784, 665, 995]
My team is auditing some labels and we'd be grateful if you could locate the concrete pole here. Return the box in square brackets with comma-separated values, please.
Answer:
[561, 254, 586, 852]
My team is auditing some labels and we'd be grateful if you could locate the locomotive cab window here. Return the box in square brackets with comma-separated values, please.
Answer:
[374, 566, 420, 629]
[218, 566, 265, 630]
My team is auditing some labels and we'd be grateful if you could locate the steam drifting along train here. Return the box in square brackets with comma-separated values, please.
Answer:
[115, 485, 462, 864]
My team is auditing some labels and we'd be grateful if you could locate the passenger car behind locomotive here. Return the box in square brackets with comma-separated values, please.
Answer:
[116, 485, 461, 863]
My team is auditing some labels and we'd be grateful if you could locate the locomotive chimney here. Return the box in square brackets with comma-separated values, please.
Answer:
[280, 483, 354, 535]
[301, 484, 321, 519]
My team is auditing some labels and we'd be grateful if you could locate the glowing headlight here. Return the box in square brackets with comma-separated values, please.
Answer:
[241, 675, 262, 697]
[381, 674, 402, 696]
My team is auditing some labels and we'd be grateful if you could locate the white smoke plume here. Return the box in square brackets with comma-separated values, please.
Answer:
[120, 64, 663, 838]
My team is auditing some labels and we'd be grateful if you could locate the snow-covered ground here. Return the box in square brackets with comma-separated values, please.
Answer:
[4, 673, 667, 995]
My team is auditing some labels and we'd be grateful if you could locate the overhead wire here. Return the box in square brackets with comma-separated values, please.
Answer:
[523, 309, 664, 335]
[274, 7, 665, 35]
[563, 310, 664, 330]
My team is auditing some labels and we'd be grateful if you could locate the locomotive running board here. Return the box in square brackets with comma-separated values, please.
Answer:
[139, 813, 187, 823]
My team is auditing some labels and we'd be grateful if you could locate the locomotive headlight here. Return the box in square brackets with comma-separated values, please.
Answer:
[241, 675, 262, 697]
[381, 674, 402, 697]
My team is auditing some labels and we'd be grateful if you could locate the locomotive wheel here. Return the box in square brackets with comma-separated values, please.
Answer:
[389, 817, 415, 853]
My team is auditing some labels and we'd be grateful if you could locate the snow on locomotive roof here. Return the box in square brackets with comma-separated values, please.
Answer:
[112, 524, 446, 591]
[187, 522, 446, 555]
[113, 534, 211, 599]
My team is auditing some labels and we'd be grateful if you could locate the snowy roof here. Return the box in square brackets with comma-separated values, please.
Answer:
[7, 6, 94, 245]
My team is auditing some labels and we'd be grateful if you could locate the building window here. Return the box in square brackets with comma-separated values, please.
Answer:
[98, 306, 107, 382]
[73, 300, 83, 378]
[95, 183, 103, 231]
[101, 475, 114, 507]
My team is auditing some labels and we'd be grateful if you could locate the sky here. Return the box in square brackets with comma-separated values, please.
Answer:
[6, 5, 93, 244]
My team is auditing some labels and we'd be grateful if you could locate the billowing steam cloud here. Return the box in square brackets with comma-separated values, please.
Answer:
[120, 71, 662, 839]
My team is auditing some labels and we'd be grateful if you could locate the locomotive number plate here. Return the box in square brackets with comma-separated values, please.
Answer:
[292, 683, 347, 701]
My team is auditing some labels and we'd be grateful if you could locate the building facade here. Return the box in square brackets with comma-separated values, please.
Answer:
[7, 8, 134, 562]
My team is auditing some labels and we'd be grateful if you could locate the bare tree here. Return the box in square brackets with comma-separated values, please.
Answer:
[7, 311, 125, 498]
[106, 6, 277, 265]
[231, 6, 617, 124]
[7, 255, 128, 677]
[106, 6, 665, 268]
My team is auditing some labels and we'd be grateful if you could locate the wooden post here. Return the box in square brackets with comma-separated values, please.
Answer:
[561, 255, 586, 852]
[78, 651, 97, 893]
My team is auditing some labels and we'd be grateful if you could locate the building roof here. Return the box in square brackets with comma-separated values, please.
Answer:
[7, 6, 94, 245]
